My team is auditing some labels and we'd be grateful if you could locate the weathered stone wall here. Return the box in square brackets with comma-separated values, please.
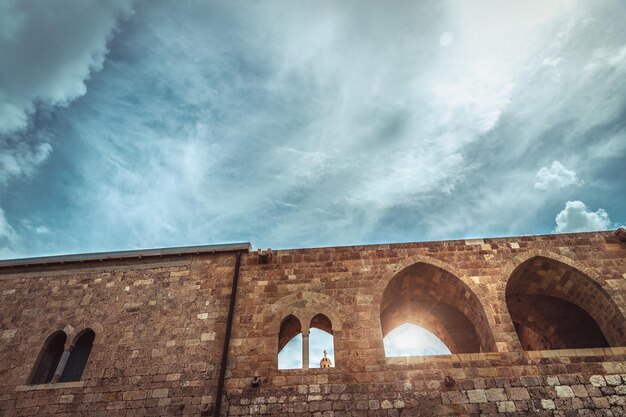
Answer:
[0, 253, 238, 416]
[1, 231, 625, 416]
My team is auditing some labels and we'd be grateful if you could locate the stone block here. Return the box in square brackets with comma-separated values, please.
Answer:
[555, 386, 575, 398]
[496, 401, 516, 412]
[541, 399, 556, 410]
[589, 375, 607, 387]
[467, 389, 487, 403]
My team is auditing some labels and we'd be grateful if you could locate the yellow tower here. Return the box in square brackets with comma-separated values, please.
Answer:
[319, 350, 332, 368]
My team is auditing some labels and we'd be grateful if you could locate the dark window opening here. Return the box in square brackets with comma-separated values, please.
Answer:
[60, 329, 95, 382]
[29, 331, 67, 384]
[506, 257, 621, 350]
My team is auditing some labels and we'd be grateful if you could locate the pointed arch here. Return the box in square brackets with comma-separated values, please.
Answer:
[28, 330, 67, 384]
[277, 315, 303, 369]
[309, 314, 334, 368]
[278, 315, 302, 352]
[380, 262, 496, 355]
[310, 313, 332, 335]
[60, 328, 95, 382]
[505, 255, 626, 349]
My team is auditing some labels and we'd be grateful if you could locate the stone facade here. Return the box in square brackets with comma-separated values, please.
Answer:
[0, 230, 625, 416]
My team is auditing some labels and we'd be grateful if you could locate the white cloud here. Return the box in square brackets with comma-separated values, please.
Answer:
[0, 207, 17, 258]
[534, 161, 582, 190]
[0, 0, 134, 257]
[0, 142, 52, 185]
[3, 0, 626, 257]
[554, 200, 612, 233]
[0, 0, 134, 134]
[35, 226, 50, 234]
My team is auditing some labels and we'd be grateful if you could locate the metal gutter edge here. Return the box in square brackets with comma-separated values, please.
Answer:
[0, 242, 252, 269]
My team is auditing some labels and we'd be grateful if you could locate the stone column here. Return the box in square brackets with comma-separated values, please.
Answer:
[51, 347, 72, 383]
[302, 330, 309, 370]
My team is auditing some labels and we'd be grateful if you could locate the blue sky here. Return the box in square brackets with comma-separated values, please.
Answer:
[1, 0, 626, 259]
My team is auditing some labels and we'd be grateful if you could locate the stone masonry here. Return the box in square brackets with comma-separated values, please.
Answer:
[0, 230, 625, 416]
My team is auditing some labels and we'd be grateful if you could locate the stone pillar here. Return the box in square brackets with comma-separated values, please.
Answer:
[51, 348, 72, 383]
[302, 330, 309, 370]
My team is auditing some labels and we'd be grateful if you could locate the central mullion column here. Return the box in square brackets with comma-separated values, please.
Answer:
[302, 329, 310, 369]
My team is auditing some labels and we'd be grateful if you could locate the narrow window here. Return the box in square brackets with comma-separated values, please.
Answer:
[278, 315, 302, 369]
[60, 329, 95, 382]
[29, 331, 67, 384]
[309, 314, 334, 368]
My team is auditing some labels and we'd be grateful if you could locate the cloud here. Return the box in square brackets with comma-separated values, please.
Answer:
[0, 0, 134, 134]
[0, 207, 17, 258]
[554, 201, 612, 233]
[534, 161, 582, 191]
[0, 0, 133, 256]
[0, 141, 52, 185]
[2, 0, 626, 258]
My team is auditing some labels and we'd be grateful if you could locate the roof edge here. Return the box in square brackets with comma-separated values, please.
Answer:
[0, 242, 252, 269]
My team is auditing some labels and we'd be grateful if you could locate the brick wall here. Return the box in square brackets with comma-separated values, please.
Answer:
[0, 231, 625, 416]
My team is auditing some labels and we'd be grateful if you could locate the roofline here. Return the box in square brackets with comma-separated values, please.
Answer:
[0, 242, 252, 269]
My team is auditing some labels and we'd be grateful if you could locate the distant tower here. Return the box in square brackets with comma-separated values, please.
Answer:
[319, 350, 332, 368]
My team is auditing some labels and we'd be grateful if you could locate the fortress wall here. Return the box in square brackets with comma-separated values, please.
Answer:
[0, 231, 625, 415]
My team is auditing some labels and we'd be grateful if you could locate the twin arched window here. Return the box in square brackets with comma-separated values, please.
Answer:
[278, 314, 334, 369]
[28, 328, 95, 384]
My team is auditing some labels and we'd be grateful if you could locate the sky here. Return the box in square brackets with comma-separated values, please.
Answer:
[1, 0, 626, 259]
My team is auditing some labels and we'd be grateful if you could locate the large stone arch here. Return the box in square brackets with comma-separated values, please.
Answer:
[378, 259, 497, 354]
[504, 252, 626, 348]
[373, 254, 471, 300]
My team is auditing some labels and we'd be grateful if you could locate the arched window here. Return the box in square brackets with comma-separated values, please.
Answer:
[278, 315, 302, 369]
[29, 331, 67, 384]
[380, 262, 496, 356]
[60, 329, 95, 382]
[506, 256, 625, 350]
[309, 314, 334, 368]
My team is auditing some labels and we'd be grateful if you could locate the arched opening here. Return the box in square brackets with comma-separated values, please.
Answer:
[28, 330, 67, 384]
[60, 329, 95, 382]
[309, 314, 334, 368]
[380, 262, 496, 355]
[506, 256, 625, 350]
[278, 315, 302, 369]
[384, 323, 451, 356]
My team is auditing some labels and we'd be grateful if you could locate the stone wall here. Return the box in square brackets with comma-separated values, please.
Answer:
[0, 231, 625, 416]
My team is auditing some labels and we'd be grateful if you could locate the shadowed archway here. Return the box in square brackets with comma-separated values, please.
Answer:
[506, 256, 625, 350]
[380, 262, 496, 354]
